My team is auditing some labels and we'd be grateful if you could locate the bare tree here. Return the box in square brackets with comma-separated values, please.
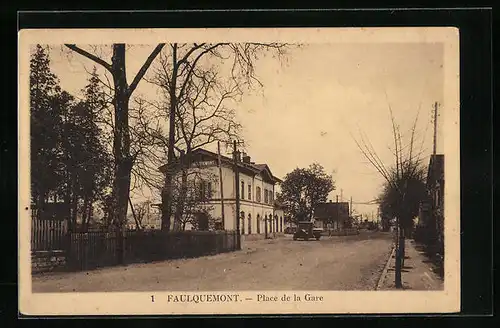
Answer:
[64, 44, 164, 223]
[352, 102, 428, 289]
[64, 44, 165, 262]
[172, 170, 217, 231]
[142, 43, 291, 231]
[128, 198, 150, 230]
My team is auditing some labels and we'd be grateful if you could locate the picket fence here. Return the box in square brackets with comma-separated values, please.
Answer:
[29, 223, 238, 272]
[66, 230, 239, 271]
[31, 219, 68, 251]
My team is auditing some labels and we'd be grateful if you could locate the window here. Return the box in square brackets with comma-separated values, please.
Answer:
[207, 182, 212, 199]
[257, 215, 261, 234]
[264, 189, 269, 203]
[198, 181, 206, 200]
[269, 191, 273, 204]
[241, 181, 245, 200]
[248, 214, 252, 234]
[199, 181, 212, 200]
[248, 184, 252, 200]
[256, 187, 261, 202]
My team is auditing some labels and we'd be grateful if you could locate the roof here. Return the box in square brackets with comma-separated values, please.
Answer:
[314, 202, 349, 221]
[158, 148, 282, 184]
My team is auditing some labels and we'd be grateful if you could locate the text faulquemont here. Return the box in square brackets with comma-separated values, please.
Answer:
[167, 294, 240, 303]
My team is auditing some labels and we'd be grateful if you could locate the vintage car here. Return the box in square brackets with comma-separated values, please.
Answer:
[293, 221, 322, 241]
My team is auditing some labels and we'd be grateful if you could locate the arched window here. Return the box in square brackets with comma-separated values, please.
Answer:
[248, 213, 252, 234]
[240, 211, 245, 234]
[280, 216, 283, 232]
[256, 214, 261, 234]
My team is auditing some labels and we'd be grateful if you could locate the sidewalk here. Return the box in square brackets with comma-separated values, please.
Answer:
[377, 239, 444, 290]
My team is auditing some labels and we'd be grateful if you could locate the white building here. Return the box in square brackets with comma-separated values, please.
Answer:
[159, 148, 285, 235]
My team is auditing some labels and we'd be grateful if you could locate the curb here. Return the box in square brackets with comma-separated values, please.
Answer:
[376, 244, 396, 290]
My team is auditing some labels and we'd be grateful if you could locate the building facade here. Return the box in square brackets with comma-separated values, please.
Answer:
[313, 201, 350, 230]
[159, 148, 285, 235]
[416, 154, 444, 253]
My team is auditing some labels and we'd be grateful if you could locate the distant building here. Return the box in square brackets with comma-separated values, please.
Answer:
[158, 148, 284, 235]
[417, 154, 444, 250]
[313, 201, 350, 230]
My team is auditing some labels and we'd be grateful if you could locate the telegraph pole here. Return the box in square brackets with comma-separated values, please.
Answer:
[433, 101, 439, 155]
[217, 141, 225, 228]
[233, 141, 241, 250]
[350, 196, 353, 217]
[336, 195, 339, 230]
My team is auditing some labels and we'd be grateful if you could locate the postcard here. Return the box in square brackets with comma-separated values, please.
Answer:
[19, 26, 460, 315]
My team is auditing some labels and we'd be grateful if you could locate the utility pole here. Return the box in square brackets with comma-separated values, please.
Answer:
[350, 196, 353, 217]
[336, 195, 339, 230]
[217, 141, 225, 228]
[233, 140, 241, 250]
[433, 101, 439, 155]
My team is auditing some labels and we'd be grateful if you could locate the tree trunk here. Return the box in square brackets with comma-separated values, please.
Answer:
[128, 196, 142, 231]
[88, 201, 93, 229]
[64, 177, 72, 231]
[173, 170, 187, 231]
[394, 219, 403, 289]
[174, 155, 188, 231]
[111, 44, 133, 264]
[82, 196, 89, 232]
[400, 226, 406, 267]
[70, 175, 78, 231]
[161, 44, 179, 232]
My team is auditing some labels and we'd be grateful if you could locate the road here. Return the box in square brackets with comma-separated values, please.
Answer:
[32, 231, 393, 293]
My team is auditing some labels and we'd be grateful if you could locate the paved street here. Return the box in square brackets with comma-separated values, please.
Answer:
[32, 231, 393, 293]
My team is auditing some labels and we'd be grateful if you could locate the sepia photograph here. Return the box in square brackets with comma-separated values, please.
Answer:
[18, 27, 460, 315]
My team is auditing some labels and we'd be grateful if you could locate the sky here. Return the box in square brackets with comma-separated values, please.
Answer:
[44, 41, 444, 219]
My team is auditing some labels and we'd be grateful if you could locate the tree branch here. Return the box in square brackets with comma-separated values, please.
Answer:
[128, 43, 166, 96]
[64, 44, 113, 72]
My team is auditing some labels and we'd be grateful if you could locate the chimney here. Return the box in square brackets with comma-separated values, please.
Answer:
[242, 154, 251, 164]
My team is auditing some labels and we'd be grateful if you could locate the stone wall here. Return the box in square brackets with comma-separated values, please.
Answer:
[31, 250, 66, 274]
